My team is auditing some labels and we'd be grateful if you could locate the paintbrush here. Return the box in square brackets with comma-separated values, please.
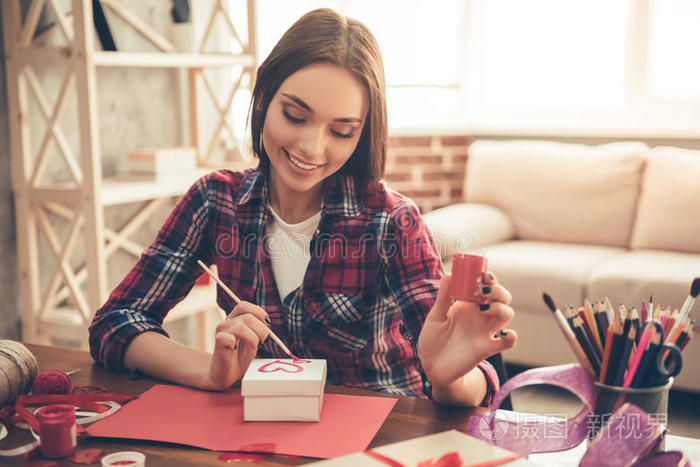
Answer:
[664, 277, 700, 346]
[197, 260, 296, 359]
[543, 292, 596, 376]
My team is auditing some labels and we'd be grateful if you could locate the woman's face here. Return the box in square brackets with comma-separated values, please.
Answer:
[262, 62, 369, 198]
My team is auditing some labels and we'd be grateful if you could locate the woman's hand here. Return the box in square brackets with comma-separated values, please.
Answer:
[417, 272, 517, 388]
[205, 301, 271, 391]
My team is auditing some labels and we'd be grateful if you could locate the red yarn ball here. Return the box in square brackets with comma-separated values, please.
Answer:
[31, 370, 72, 395]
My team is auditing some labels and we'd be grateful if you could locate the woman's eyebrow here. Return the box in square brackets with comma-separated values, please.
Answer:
[281, 92, 363, 123]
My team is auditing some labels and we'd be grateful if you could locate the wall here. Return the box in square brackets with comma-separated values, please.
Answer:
[0, 5, 21, 339]
[386, 136, 470, 212]
[386, 134, 700, 214]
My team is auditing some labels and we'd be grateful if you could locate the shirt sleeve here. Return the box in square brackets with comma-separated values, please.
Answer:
[89, 176, 212, 370]
[383, 200, 501, 402]
[476, 360, 501, 407]
[383, 200, 443, 398]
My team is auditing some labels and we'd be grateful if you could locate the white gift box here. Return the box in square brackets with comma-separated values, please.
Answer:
[241, 358, 327, 422]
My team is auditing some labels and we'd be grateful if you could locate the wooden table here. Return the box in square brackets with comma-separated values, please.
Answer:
[1, 345, 485, 466]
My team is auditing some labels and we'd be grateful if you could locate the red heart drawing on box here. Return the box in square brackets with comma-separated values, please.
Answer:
[258, 359, 310, 373]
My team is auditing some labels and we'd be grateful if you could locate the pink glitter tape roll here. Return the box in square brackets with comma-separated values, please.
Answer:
[466, 364, 674, 466]
[466, 363, 594, 456]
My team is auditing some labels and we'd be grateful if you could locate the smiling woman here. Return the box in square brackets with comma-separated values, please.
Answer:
[89, 8, 516, 408]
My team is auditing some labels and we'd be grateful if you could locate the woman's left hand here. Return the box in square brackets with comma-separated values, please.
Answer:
[417, 272, 517, 388]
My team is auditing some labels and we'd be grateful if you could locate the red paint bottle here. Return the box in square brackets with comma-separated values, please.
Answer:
[449, 253, 488, 304]
[37, 404, 77, 458]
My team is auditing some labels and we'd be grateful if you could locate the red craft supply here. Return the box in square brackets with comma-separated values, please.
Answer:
[36, 404, 77, 458]
[32, 370, 72, 394]
[449, 253, 488, 304]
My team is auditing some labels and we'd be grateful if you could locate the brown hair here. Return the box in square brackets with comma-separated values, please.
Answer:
[250, 8, 387, 184]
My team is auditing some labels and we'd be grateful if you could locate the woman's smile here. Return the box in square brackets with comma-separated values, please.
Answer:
[284, 148, 327, 173]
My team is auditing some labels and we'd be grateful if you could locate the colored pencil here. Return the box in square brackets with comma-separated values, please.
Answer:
[621, 303, 631, 336]
[584, 299, 603, 354]
[623, 321, 659, 388]
[603, 324, 626, 385]
[599, 324, 618, 383]
[565, 305, 576, 330]
[613, 326, 637, 387]
[605, 297, 616, 325]
[631, 333, 662, 388]
[572, 315, 602, 375]
[630, 306, 641, 345]
[578, 306, 603, 360]
[543, 293, 596, 376]
[594, 312, 609, 351]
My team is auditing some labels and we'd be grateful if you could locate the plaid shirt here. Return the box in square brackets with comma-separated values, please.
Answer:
[89, 169, 499, 400]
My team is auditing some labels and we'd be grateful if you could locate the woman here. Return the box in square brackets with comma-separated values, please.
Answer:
[89, 8, 516, 407]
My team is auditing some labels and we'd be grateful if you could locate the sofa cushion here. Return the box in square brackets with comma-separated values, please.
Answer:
[443, 240, 626, 312]
[587, 249, 700, 314]
[630, 146, 700, 254]
[423, 203, 515, 260]
[465, 140, 648, 247]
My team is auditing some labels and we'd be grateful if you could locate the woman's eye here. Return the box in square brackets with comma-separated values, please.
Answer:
[283, 108, 305, 124]
[331, 130, 354, 139]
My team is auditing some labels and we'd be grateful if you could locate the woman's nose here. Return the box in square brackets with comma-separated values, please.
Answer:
[299, 125, 325, 159]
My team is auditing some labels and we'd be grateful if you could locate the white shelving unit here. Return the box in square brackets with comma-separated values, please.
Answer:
[3, 0, 257, 350]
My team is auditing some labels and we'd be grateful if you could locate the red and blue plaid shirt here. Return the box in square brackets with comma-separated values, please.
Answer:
[89, 169, 498, 400]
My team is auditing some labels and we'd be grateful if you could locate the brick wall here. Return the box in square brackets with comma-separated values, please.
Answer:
[385, 135, 471, 213]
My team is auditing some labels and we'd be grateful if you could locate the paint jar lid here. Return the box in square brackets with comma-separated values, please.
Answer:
[36, 404, 75, 423]
[101, 451, 146, 467]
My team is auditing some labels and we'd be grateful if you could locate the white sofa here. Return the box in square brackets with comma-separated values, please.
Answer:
[423, 140, 700, 391]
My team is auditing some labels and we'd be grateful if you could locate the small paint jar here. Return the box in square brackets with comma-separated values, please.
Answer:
[101, 451, 146, 466]
[449, 253, 488, 303]
[36, 404, 77, 458]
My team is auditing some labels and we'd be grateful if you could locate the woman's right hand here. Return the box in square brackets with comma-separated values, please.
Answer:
[206, 301, 271, 391]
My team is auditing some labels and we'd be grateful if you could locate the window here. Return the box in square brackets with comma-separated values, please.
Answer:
[252, 0, 700, 136]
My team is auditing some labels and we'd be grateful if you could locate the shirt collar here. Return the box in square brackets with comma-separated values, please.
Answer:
[321, 173, 364, 218]
[234, 169, 364, 218]
[234, 168, 267, 207]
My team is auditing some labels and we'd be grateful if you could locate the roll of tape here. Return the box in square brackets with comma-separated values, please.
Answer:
[466, 363, 595, 456]
[466, 363, 669, 466]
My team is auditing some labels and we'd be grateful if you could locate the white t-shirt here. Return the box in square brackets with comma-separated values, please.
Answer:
[266, 204, 322, 301]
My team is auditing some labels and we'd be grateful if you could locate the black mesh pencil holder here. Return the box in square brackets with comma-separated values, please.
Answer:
[591, 378, 673, 450]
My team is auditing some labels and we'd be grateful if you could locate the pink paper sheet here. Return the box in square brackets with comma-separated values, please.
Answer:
[86, 384, 397, 459]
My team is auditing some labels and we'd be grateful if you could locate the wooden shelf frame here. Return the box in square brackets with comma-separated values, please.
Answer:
[3, 0, 257, 349]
